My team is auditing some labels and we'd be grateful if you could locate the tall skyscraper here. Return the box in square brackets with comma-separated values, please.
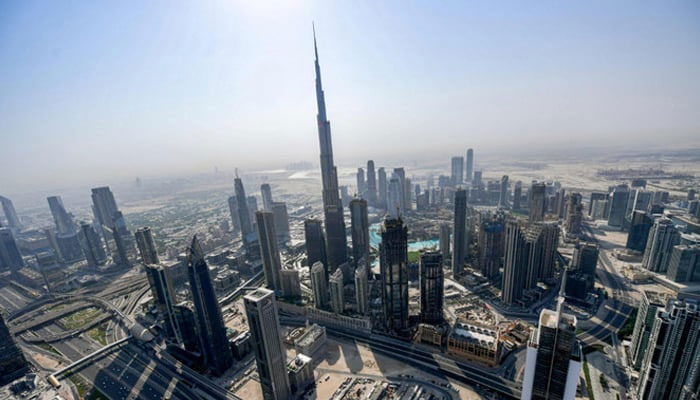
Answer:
[187, 236, 233, 376]
[451, 156, 464, 186]
[607, 184, 630, 228]
[630, 291, 668, 371]
[260, 183, 273, 211]
[380, 217, 409, 335]
[304, 219, 327, 276]
[377, 167, 387, 209]
[313, 29, 348, 270]
[256, 211, 283, 291]
[350, 198, 369, 273]
[47, 196, 75, 235]
[420, 251, 444, 324]
[91, 186, 119, 229]
[145, 264, 183, 346]
[271, 202, 290, 241]
[521, 277, 582, 400]
[135, 226, 159, 265]
[244, 288, 291, 400]
[0, 227, 23, 271]
[356, 167, 366, 196]
[537, 223, 560, 281]
[513, 181, 522, 211]
[564, 193, 583, 235]
[665, 244, 700, 283]
[366, 160, 377, 205]
[499, 175, 509, 209]
[79, 221, 106, 267]
[502, 220, 527, 306]
[642, 218, 680, 273]
[466, 148, 474, 182]
[626, 210, 653, 252]
[355, 262, 369, 315]
[0, 312, 28, 385]
[388, 173, 402, 218]
[439, 223, 450, 267]
[637, 299, 700, 400]
[227, 195, 241, 234]
[0, 196, 21, 230]
[310, 261, 329, 310]
[329, 268, 344, 314]
[529, 183, 546, 222]
[393, 167, 408, 212]
[452, 189, 468, 276]
[478, 213, 505, 279]
[235, 178, 254, 243]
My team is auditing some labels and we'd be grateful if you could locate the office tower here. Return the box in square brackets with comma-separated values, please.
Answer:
[452, 189, 467, 276]
[521, 281, 582, 400]
[260, 183, 273, 211]
[607, 184, 629, 228]
[248, 196, 259, 213]
[387, 174, 402, 218]
[665, 245, 700, 283]
[0, 196, 21, 230]
[47, 196, 75, 234]
[626, 211, 653, 252]
[111, 211, 133, 265]
[528, 183, 546, 222]
[537, 223, 560, 281]
[393, 167, 408, 212]
[304, 219, 327, 275]
[478, 214, 505, 279]
[128, 229, 155, 266]
[187, 236, 233, 376]
[79, 221, 106, 267]
[271, 202, 290, 241]
[689, 189, 697, 201]
[0, 227, 23, 271]
[380, 217, 409, 335]
[450, 156, 464, 186]
[313, 30, 348, 270]
[234, 178, 254, 242]
[256, 211, 282, 291]
[91, 186, 119, 229]
[173, 304, 200, 353]
[310, 261, 329, 310]
[0, 313, 28, 386]
[632, 190, 652, 215]
[466, 148, 474, 182]
[564, 193, 583, 235]
[513, 181, 522, 210]
[280, 269, 302, 299]
[356, 168, 366, 196]
[588, 192, 607, 216]
[502, 220, 528, 306]
[244, 288, 291, 400]
[145, 264, 183, 345]
[637, 299, 700, 400]
[642, 218, 680, 273]
[439, 223, 450, 266]
[474, 170, 483, 187]
[630, 291, 668, 371]
[555, 189, 567, 219]
[420, 251, 444, 324]
[227, 196, 241, 234]
[366, 160, 377, 205]
[56, 231, 84, 263]
[355, 262, 369, 315]
[329, 268, 344, 314]
[499, 175, 509, 209]
[404, 177, 412, 211]
[377, 167, 387, 209]
[350, 198, 369, 272]
[571, 242, 598, 277]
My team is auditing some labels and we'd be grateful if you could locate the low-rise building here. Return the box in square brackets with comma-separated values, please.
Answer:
[287, 353, 314, 394]
[447, 322, 501, 366]
[294, 324, 326, 357]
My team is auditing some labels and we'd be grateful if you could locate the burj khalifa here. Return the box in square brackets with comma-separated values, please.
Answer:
[313, 27, 347, 271]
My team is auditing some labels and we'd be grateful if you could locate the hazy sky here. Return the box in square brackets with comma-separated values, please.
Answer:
[2, 1, 699, 193]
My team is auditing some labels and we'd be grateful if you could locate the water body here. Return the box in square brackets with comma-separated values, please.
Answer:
[369, 223, 439, 251]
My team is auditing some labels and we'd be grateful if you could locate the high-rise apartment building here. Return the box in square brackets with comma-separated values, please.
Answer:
[607, 185, 630, 228]
[366, 160, 377, 205]
[227, 195, 241, 234]
[187, 236, 233, 376]
[135, 226, 159, 265]
[256, 211, 282, 291]
[642, 218, 680, 273]
[91, 186, 119, 229]
[513, 181, 522, 211]
[234, 178, 254, 243]
[478, 213, 505, 279]
[145, 263, 184, 346]
[630, 290, 668, 371]
[0, 227, 23, 271]
[260, 183, 273, 211]
[356, 167, 366, 196]
[271, 202, 290, 241]
[244, 288, 291, 400]
[79, 221, 106, 267]
[665, 245, 700, 283]
[626, 210, 653, 252]
[499, 175, 509, 209]
[350, 198, 369, 273]
[420, 251, 443, 324]
[439, 223, 450, 267]
[502, 220, 527, 306]
[304, 219, 327, 276]
[564, 193, 583, 235]
[377, 167, 387, 209]
[355, 262, 369, 315]
[529, 183, 546, 222]
[452, 189, 468, 276]
[466, 148, 474, 182]
[329, 268, 344, 314]
[0, 313, 28, 385]
[380, 217, 409, 335]
[310, 261, 329, 310]
[451, 156, 464, 186]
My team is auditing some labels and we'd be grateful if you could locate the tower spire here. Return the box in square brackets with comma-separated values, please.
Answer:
[313, 22, 319, 62]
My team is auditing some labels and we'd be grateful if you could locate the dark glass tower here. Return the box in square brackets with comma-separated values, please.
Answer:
[420, 251, 443, 324]
[529, 182, 546, 222]
[380, 217, 409, 336]
[256, 211, 282, 291]
[626, 210, 653, 252]
[234, 178, 254, 243]
[350, 198, 369, 274]
[79, 221, 107, 267]
[0, 196, 21, 230]
[304, 218, 327, 278]
[313, 28, 347, 270]
[0, 227, 23, 271]
[452, 188, 467, 276]
[0, 312, 28, 385]
[135, 226, 160, 265]
[187, 236, 233, 376]
[366, 160, 377, 205]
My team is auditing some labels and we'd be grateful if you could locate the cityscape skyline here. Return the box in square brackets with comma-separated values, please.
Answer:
[2, 1, 700, 193]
